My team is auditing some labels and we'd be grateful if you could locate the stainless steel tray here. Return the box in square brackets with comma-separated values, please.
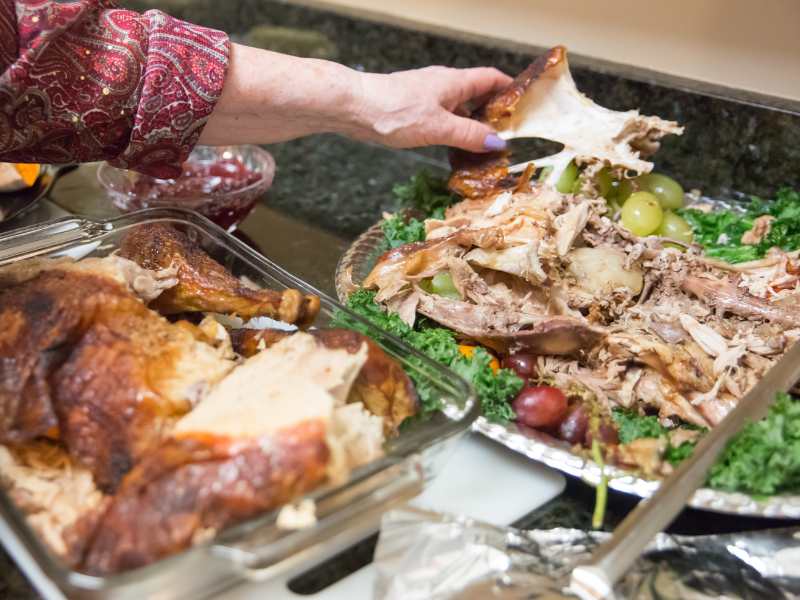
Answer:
[335, 217, 800, 519]
[0, 208, 478, 600]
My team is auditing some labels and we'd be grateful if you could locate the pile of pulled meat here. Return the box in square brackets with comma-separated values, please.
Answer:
[363, 46, 799, 476]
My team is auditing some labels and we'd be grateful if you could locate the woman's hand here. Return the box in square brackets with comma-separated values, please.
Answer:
[199, 44, 512, 153]
[346, 66, 512, 152]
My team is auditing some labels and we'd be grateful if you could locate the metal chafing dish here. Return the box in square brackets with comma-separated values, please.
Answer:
[0, 208, 478, 600]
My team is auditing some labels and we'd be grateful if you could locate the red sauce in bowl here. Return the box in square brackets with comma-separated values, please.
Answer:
[131, 157, 262, 200]
[122, 156, 267, 230]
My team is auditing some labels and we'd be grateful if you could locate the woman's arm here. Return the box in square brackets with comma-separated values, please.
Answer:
[0, 1, 510, 179]
[0, 1, 229, 178]
[199, 44, 512, 153]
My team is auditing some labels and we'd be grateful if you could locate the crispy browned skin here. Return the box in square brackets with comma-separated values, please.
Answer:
[228, 327, 291, 356]
[119, 223, 320, 326]
[0, 270, 219, 491]
[230, 328, 419, 434]
[447, 46, 566, 198]
[77, 423, 329, 575]
[0, 271, 150, 446]
[479, 46, 565, 128]
[52, 313, 193, 490]
[447, 150, 514, 199]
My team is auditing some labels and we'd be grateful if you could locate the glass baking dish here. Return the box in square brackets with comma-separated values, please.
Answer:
[0, 208, 478, 600]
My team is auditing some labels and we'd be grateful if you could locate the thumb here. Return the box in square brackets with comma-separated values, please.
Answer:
[434, 113, 508, 153]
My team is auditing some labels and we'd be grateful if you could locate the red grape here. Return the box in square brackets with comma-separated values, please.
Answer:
[558, 405, 589, 444]
[512, 386, 568, 428]
[502, 353, 537, 380]
[584, 421, 619, 447]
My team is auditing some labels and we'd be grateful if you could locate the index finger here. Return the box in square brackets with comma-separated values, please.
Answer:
[446, 67, 513, 107]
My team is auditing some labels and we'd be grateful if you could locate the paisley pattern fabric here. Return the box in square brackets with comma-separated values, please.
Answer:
[0, 0, 229, 178]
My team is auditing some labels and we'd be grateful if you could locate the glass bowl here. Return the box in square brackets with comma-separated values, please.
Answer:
[97, 145, 275, 231]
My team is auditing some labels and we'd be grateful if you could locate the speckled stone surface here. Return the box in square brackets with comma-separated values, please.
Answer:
[4, 1, 800, 597]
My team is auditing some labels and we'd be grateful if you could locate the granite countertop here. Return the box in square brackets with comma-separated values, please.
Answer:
[125, 0, 800, 241]
[4, 0, 800, 597]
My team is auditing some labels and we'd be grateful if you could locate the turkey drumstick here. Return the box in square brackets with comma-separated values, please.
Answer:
[119, 223, 320, 326]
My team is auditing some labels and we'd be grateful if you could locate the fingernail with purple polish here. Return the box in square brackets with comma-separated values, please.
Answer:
[483, 133, 507, 152]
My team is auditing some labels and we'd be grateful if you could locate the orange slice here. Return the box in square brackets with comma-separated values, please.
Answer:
[15, 163, 40, 186]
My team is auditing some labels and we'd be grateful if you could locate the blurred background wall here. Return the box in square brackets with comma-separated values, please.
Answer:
[317, 0, 800, 101]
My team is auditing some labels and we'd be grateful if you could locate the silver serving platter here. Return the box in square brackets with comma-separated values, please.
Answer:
[335, 216, 800, 519]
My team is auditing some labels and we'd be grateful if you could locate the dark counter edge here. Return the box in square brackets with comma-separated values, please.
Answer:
[287, 0, 800, 116]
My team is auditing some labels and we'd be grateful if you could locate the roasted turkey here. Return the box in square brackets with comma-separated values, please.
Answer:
[76, 332, 378, 574]
[119, 222, 320, 325]
[0, 224, 418, 574]
[365, 46, 800, 477]
[0, 256, 234, 490]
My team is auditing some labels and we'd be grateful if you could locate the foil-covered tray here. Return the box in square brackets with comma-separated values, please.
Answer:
[335, 217, 800, 519]
[373, 507, 800, 599]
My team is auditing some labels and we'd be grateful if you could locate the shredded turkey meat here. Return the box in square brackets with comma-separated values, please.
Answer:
[363, 45, 798, 478]
[364, 172, 798, 433]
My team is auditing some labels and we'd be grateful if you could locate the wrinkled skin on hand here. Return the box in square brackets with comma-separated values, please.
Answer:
[348, 66, 512, 152]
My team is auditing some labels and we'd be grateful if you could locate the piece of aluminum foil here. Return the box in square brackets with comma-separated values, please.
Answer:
[373, 507, 800, 600]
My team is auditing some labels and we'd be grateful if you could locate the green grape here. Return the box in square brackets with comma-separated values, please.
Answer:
[538, 166, 553, 181]
[621, 192, 663, 236]
[617, 178, 636, 203]
[556, 161, 578, 193]
[657, 211, 694, 244]
[596, 168, 615, 198]
[637, 173, 685, 210]
[662, 242, 686, 252]
[606, 197, 622, 217]
[430, 271, 461, 300]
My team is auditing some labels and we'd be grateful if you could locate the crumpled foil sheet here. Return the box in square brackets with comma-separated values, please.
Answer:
[373, 508, 800, 600]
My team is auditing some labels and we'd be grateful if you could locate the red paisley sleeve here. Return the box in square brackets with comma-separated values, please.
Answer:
[0, 1, 229, 178]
